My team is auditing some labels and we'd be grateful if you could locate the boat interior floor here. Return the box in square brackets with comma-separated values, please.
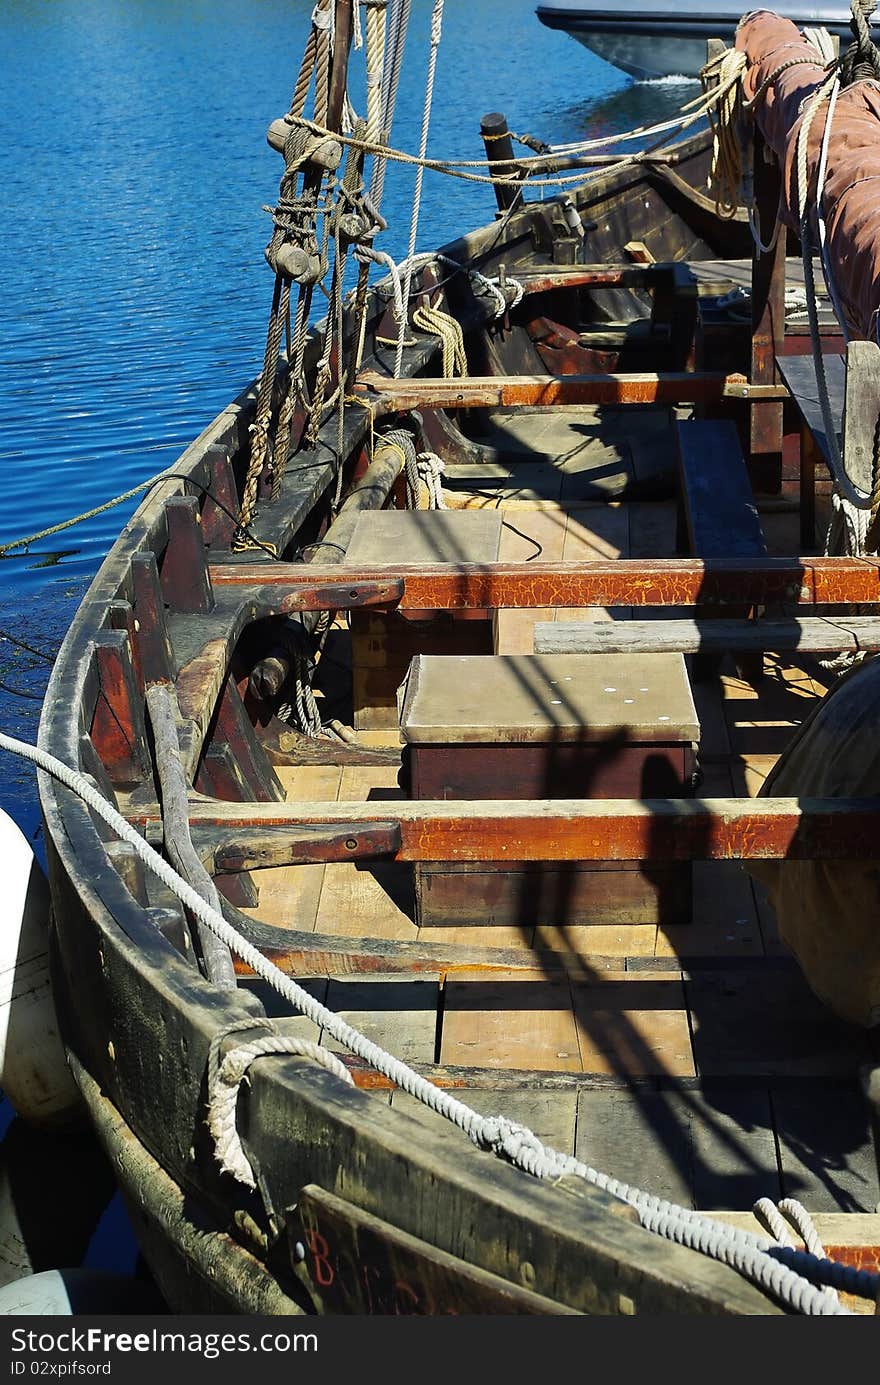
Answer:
[452, 405, 679, 501]
[205, 387, 879, 1308]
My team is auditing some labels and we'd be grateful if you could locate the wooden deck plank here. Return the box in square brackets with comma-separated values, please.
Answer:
[773, 1087, 880, 1214]
[440, 976, 582, 1072]
[570, 974, 695, 1078]
[687, 969, 871, 1078]
[314, 861, 417, 940]
[576, 1089, 696, 1207]
[494, 508, 567, 653]
[689, 1089, 779, 1210]
[576, 1088, 782, 1213]
[534, 924, 658, 960]
[657, 862, 764, 958]
[322, 976, 440, 1066]
[390, 1087, 578, 1156]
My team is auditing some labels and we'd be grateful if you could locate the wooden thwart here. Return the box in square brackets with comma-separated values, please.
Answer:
[180, 796, 880, 864]
[209, 556, 880, 608]
[532, 615, 880, 655]
[354, 370, 787, 414]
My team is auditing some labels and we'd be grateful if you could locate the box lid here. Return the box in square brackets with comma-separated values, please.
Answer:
[399, 653, 700, 744]
[344, 508, 502, 564]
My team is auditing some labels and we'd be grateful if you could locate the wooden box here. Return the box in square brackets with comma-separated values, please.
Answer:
[344, 509, 502, 729]
[399, 652, 700, 927]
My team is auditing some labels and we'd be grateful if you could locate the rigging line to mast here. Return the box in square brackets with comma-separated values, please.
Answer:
[369, 0, 410, 212]
[4, 730, 875, 1315]
[394, 0, 445, 378]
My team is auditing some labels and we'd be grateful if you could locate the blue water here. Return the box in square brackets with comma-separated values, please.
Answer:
[0, 0, 701, 1291]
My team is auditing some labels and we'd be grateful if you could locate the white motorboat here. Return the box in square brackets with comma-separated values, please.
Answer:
[535, 1, 855, 78]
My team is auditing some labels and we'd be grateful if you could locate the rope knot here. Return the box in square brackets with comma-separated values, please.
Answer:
[476, 1116, 544, 1161]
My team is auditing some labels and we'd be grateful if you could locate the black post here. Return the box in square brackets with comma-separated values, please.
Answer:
[480, 111, 523, 215]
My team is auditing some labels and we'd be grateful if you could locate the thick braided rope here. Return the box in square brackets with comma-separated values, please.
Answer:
[394, 0, 445, 377]
[235, 278, 289, 545]
[7, 730, 877, 1314]
[415, 452, 447, 509]
[411, 303, 466, 378]
[840, 0, 880, 83]
[364, 2, 386, 142]
[207, 1033, 353, 1187]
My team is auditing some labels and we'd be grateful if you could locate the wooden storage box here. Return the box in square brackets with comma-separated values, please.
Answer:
[399, 652, 700, 927]
[344, 509, 502, 729]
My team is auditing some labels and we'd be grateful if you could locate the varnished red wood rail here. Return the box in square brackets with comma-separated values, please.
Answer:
[172, 797, 880, 863]
[209, 557, 880, 609]
[353, 370, 788, 412]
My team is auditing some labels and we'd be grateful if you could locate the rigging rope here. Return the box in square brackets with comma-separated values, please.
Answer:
[4, 729, 877, 1315]
[394, 0, 445, 377]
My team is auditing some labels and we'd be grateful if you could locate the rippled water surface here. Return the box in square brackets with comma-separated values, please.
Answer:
[0, 0, 696, 833]
[0, 0, 701, 1285]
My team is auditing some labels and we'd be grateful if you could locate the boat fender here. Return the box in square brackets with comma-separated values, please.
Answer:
[0, 1268, 162, 1315]
[0, 809, 81, 1128]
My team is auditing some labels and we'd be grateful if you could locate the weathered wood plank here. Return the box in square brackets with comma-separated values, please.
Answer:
[533, 615, 868, 655]
[209, 555, 880, 608]
[177, 795, 880, 863]
[322, 977, 440, 1066]
[354, 370, 787, 413]
[773, 1086, 880, 1213]
[571, 974, 695, 1078]
[686, 969, 871, 1078]
[842, 339, 880, 497]
[292, 1184, 580, 1314]
[576, 1088, 782, 1211]
[440, 974, 581, 1071]
[676, 418, 767, 560]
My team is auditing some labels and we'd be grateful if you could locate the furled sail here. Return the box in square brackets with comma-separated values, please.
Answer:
[736, 9, 880, 341]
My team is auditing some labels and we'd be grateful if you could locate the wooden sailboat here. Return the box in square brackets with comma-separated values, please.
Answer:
[23, 1, 880, 1314]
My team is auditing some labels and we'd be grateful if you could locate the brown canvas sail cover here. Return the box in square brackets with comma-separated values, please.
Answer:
[735, 10, 880, 341]
[748, 657, 880, 1027]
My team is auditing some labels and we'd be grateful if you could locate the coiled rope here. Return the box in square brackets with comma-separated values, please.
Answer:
[4, 728, 877, 1314]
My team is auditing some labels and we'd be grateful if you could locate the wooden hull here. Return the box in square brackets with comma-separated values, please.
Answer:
[36, 123, 880, 1316]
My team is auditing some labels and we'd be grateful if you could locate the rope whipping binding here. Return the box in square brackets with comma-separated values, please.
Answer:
[5, 728, 878, 1315]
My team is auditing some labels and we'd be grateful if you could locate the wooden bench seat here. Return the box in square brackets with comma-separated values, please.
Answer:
[676, 418, 767, 561]
[675, 417, 767, 682]
[533, 615, 880, 657]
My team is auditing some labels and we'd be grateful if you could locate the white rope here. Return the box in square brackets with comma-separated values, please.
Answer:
[353, 243, 405, 322]
[394, 0, 445, 377]
[404, 450, 447, 510]
[207, 1032, 353, 1188]
[5, 729, 876, 1314]
[369, 0, 411, 210]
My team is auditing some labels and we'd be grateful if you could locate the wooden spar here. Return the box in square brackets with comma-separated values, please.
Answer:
[354, 371, 788, 414]
[748, 126, 786, 491]
[165, 797, 880, 864]
[144, 684, 236, 988]
[209, 556, 880, 608]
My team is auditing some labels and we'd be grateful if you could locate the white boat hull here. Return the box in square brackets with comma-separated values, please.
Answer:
[536, 4, 855, 79]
